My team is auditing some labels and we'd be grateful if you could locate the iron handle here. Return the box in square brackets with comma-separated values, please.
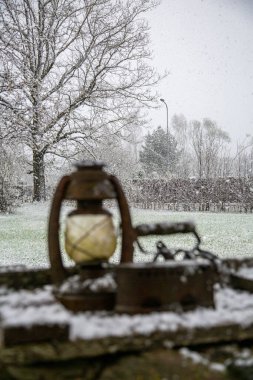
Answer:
[134, 221, 220, 264]
[134, 221, 196, 237]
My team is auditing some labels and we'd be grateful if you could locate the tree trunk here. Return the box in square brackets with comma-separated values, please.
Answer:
[33, 150, 46, 202]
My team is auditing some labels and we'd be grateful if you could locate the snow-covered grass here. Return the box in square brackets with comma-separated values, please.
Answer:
[0, 203, 50, 268]
[130, 208, 253, 262]
[0, 202, 252, 268]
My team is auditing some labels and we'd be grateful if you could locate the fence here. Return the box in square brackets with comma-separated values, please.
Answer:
[126, 177, 253, 213]
[2, 177, 253, 213]
[131, 202, 253, 213]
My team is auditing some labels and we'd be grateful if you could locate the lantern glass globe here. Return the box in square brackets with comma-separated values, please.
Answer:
[65, 213, 117, 263]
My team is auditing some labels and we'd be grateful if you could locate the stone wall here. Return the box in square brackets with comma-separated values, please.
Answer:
[1, 264, 253, 380]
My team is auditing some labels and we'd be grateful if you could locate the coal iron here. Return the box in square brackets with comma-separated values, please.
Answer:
[116, 222, 217, 313]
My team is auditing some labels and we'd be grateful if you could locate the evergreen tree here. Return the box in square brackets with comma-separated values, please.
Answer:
[139, 126, 179, 176]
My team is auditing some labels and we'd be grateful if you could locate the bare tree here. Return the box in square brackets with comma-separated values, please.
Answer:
[190, 120, 204, 179]
[202, 119, 230, 178]
[190, 118, 230, 179]
[171, 113, 192, 177]
[232, 136, 253, 178]
[0, 130, 25, 212]
[0, 0, 161, 200]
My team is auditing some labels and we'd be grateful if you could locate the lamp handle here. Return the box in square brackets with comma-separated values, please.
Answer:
[109, 175, 135, 263]
[48, 175, 71, 285]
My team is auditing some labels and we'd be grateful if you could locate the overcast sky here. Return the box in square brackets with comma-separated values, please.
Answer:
[146, 0, 253, 145]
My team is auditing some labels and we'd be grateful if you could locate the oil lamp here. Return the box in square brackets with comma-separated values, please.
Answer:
[48, 161, 135, 311]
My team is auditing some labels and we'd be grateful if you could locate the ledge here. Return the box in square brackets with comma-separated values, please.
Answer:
[1, 260, 253, 379]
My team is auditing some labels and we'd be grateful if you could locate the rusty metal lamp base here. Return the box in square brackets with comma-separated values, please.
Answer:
[54, 262, 117, 312]
[54, 291, 116, 312]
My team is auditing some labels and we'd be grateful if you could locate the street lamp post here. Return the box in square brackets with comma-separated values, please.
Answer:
[160, 98, 169, 172]
[160, 98, 169, 138]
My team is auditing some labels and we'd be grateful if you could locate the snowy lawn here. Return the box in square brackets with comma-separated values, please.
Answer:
[0, 202, 253, 268]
